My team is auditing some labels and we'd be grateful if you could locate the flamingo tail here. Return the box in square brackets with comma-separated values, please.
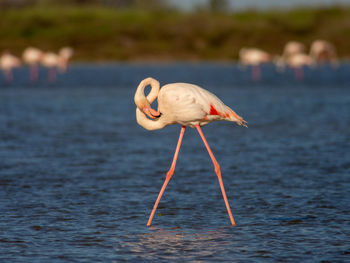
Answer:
[226, 107, 248, 127]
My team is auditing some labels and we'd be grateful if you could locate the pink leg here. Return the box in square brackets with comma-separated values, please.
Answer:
[4, 70, 13, 83]
[294, 67, 304, 81]
[30, 65, 38, 82]
[252, 65, 261, 82]
[147, 126, 186, 226]
[48, 67, 57, 83]
[195, 125, 235, 226]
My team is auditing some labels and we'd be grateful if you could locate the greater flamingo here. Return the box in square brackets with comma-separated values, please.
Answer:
[134, 77, 247, 226]
[239, 48, 271, 81]
[0, 51, 21, 83]
[41, 52, 61, 83]
[309, 40, 338, 66]
[22, 47, 43, 82]
[282, 41, 306, 59]
[275, 41, 306, 71]
[58, 47, 74, 73]
[286, 53, 314, 81]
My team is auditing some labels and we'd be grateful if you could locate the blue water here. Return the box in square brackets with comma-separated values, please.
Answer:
[0, 63, 349, 262]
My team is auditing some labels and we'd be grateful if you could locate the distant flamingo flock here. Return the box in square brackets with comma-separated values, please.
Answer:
[0, 39, 339, 84]
[0, 46, 74, 84]
[239, 39, 338, 81]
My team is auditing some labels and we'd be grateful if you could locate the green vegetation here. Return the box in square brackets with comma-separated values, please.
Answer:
[0, 6, 349, 61]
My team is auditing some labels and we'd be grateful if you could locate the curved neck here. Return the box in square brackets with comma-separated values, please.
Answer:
[134, 77, 160, 107]
[135, 77, 167, 130]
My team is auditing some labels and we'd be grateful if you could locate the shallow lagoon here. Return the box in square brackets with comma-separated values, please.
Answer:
[0, 63, 349, 262]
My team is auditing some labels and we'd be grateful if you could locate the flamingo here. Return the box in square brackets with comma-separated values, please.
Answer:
[58, 47, 74, 73]
[239, 48, 271, 81]
[309, 40, 338, 66]
[282, 41, 306, 59]
[286, 53, 314, 81]
[41, 52, 61, 83]
[22, 47, 43, 82]
[275, 41, 306, 71]
[41, 49, 74, 82]
[134, 77, 247, 226]
[0, 51, 21, 83]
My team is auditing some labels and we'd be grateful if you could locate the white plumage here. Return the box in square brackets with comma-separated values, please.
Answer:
[0, 52, 21, 71]
[22, 47, 43, 65]
[135, 78, 246, 130]
[0, 52, 21, 82]
[239, 47, 271, 66]
[158, 83, 244, 127]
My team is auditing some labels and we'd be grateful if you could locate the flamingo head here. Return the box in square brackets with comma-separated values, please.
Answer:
[134, 77, 161, 119]
[142, 106, 161, 119]
[135, 96, 160, 119]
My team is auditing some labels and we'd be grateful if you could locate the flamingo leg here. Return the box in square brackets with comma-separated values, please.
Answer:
[48, 67, 57, 83]
[30, 65, 38, 83]
[4, 70, 13, 83]
[147, 125, 186, 226]
[294, 66, 304, 81]
[252, 65, 260, 82]
[195, 125, 235, 226]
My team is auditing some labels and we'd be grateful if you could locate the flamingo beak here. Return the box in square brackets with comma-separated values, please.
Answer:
[143, 106, 160, 119]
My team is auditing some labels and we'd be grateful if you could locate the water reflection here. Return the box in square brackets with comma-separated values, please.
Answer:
[115, 226, 236, 261]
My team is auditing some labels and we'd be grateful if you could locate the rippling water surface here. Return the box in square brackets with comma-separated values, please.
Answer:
[0, 64, 349, 262]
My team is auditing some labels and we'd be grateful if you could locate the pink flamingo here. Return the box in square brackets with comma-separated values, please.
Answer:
[134, 77, 247, 226]
[0, 51, 21, 83]
[275, 41, 306, 71]
[286, 53, 314, 81]
[22, 47, 43, 82]
[41, 50, 74, 82]
[41, 52, 61, 83]
[282, 41, 306, 59]
[309, 40, 338, 66]
[58, 47, 74, 73]
[239, 48, 271, 81]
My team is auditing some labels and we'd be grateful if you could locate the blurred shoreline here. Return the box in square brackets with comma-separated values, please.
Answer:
[0, 6, 349, 61]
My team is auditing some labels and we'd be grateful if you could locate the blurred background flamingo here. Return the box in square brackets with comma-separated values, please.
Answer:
[239, 47, 271, 82]
[275, 41, 306, 71]
[286, 53, 314, 81]
[58, 47, 74, 73]
[0, 51, 21, 83]
[310, 39, 338, 66]
[275, 41, 315, 80]
[22, 47, 43, 82]
[41, 52, 60, 83]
